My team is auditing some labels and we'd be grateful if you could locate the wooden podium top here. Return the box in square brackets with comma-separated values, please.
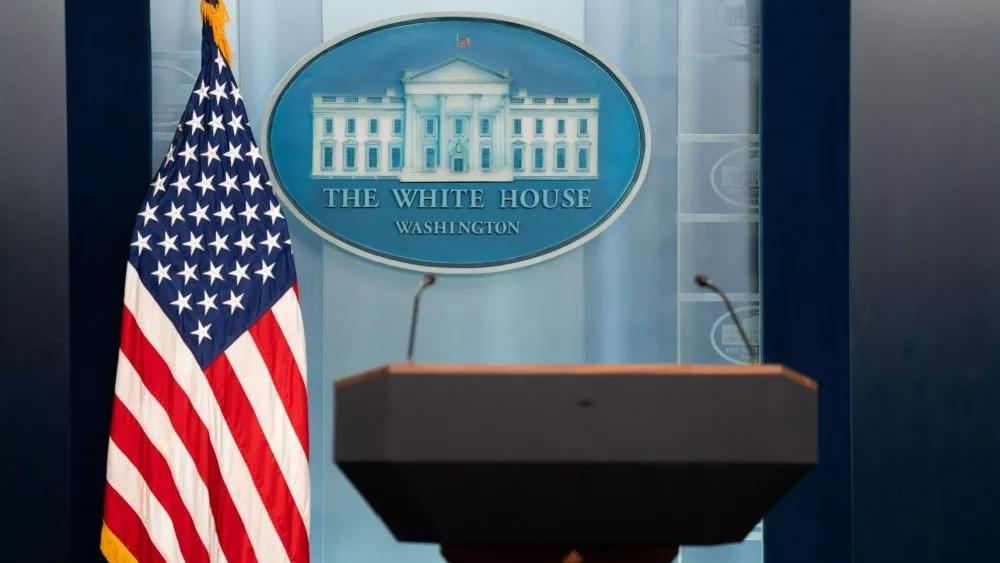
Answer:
[336, 362, 816, 390]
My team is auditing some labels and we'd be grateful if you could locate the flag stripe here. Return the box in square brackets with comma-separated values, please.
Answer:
[227, 330, 310, 520]
[103, 485, 167, 563]
[119, 307, 259, 563]
[106, 440, 185, 563]
[109, 396, 212, 563]
[270, 288, 307, 382]
[205, 354, 311, 561]
[113, 349, 231, 563]
[248, 308, 310, 455]
[123, 264, 289, 563]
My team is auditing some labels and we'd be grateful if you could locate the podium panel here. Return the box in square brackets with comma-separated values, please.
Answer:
[336, 364, 816, 550]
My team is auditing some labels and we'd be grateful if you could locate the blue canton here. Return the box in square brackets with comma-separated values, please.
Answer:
[129, 25, 296, 369]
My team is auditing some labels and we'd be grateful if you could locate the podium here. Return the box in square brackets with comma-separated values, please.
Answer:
[335, 364, 816, 562]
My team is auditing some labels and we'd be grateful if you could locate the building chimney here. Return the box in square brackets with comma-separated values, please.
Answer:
[517, 88, 528, 97]
[385, 87, 397, 97]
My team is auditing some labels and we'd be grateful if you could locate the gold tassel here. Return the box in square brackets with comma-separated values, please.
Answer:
[100, 523, 140, 563]
[201, 0, 233, 66]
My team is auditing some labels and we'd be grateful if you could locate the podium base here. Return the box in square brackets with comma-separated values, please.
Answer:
[441, 545, 679, 563]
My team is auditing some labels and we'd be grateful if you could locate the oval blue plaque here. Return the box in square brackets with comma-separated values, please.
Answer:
[263, 13, 650, 273]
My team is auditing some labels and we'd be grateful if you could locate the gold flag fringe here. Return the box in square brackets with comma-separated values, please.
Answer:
[100, 523, 139, 563]
[201, 0, 233, 66]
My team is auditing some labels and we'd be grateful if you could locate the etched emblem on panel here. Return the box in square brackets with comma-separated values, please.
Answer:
[710, 305, 760, 364]
[711, 147, 759, 208]
[715, 0, 760, 49]
[264, 15, 650, 274]
[310, 58, 600, 183]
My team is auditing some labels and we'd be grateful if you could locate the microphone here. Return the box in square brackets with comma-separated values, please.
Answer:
[694, 274, 758, 364]
[406, 274, 436, 363]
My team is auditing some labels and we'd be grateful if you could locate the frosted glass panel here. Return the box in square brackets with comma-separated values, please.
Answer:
[150, 0, 762, 561]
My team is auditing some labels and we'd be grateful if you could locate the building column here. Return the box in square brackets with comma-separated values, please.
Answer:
[437, 94, 446, 169]
[471, 94, 481, 172]
[499, 95, 508, 169]
[405, 94, 415, 172]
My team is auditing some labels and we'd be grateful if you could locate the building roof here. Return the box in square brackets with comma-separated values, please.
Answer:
[402, 57, 512, 84]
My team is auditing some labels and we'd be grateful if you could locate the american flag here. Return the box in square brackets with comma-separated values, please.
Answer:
[100, 18, 310, 563]
[456, 34, 472, 48]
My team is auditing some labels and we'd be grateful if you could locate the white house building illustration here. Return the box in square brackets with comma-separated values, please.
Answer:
[310, 57, 599, 182]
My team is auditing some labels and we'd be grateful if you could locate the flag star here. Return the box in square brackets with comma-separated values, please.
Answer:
[215, 52, 227, 72]
[230, 85, 243, 106]
[179, 261, 198, 285]
[219, 173, 239, 196]
[150, 173, 167, 195]
[210, 80, 228, 104]
[208, 111, 225, 135]
[284, 237, 292, 246]
[229, 261, 250, 284]
[191, 320, 212, 344]
[201, 143, 220, 167]
[208, 232, 230, 255]
[261, 231, 282, 255]
[214, 202, 235, 225]
[203, 261, 225, 285]
[255, 259, 276, 285]
[131, 231, 152, 255]
[178, 142, 198, 166]
[189, 201, 210, 226]
[234, 232, 255, 255]
[137, 202, 159, 226]
[264, 202, 284, 224]
[194, 173, 216, 195]
[227, 112, 245, 135]
[243, 172, 263, 195]
[224, 142, 243, 165]
[193, 81, 210, 104]
[157, 232, 179, 256]
[171, 291, 192, 315]
[185, 111, 204, 134]
[165, 202, 185, 225]
[170, 173, 191, 194]
[223, 290, 245, 314]
[239, 202, 259, 225]
[151, 261, 172, 285]
[245, 142, 262, 166]
[182, 231, 204, 254]
[197, 291, 218, 315]
[164, 146, 176, 165]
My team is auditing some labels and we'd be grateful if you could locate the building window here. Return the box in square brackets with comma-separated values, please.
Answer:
[513, 119, 522, 135]
[393, 119, 402, 136]
[322, 145, 334, 170]
[425, 147, 435, 170]
[346, 118, 356, 135]
[480, 118, 490, 136]
[344, 145, 357, 169]
[481, 147, 491, 170]
[369, 118, 379, 135]
[577, 147, 589, 171]
[390, 145, 402, 170]
[556, 146, 566, 171]
[367, 145, 379, 170]
[557, 119, 566, 135]
[534, 119, 544, 135]
[578, 118, 588, 136]
[455, 119, 464, 135]
[324, 118, 333, 135]
[513, 146, 523, 171]
[425, 118, 435, 135]
[533, 147, 544, 171]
